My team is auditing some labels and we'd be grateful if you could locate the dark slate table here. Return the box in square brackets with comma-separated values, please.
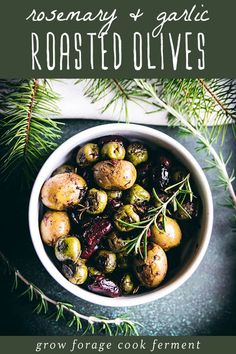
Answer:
[1, 120, 236, 335]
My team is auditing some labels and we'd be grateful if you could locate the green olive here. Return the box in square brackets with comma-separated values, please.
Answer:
[55, 236, 81, 262]
[101, 141, 126, 160]
[52, 165, 76, 176]
[134, 243, 168, 288]
[126, 143, 148, 166]
[85, 188, 108, 214]
[117, 253, 129, 269]
[88, 267, 103, 277]
[41, 173, 87, 211]
[151, 216, 182, 251]
[125, 184, 150, 205]
[76, 143, 99, 167]
[172, 168, 187, 184]
[153, 192, 169, 208]
[114, 204, 140, 232]
[40, 211, 70, 246]
[106, 190, 123, 200]
[174, 201, 199, 220]
[95, 250, 117, 273]
[120, 273, 135, 294]
[62, 259, 88, 284]
[107, 231, 126, 253]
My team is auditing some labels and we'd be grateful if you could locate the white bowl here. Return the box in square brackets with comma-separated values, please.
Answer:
[29, 123, 213, 307]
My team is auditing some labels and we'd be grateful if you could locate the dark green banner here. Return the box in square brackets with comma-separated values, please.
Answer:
[0, 336, 236, 354]
[0, 0, 235, 77]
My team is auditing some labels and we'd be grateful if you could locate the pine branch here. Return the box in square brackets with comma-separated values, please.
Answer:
[24, 79, 39, 155]
[135, 79, 236, 210]
[77, 79, 151, 121]
[158, 78, 236, 142]
[0, 250, 141, 336]
[198, 79, 233, 119]
[0, 79, 62, 185]
[78, 78, 236, 136]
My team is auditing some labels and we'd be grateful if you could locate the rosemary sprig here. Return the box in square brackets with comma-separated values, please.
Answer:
[121, 174, 193, 259]
[0, 250, 140, 336]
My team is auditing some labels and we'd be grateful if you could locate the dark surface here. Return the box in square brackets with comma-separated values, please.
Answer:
[0, 119, 236, 336]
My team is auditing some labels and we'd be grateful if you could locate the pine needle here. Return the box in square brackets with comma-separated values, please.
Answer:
[0, 79, 62, 186]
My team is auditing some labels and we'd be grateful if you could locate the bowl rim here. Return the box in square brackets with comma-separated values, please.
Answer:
[29, 123, 213, 307]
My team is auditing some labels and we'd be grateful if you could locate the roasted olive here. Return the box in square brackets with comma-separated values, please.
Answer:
[76, 143, 99, 167]
[174, 201, 199, 220]
[52, 164, 77, 176]
[117, 253, 129, 269]
[107, 231, 126, 253]
[85, 188, 108, 214]
[88, 275, 121, 297]
[62, 260, 88, 284]
[125, 184, 150, 205]
[172, 168, 187, 184]
[114, 204, 140, 232]
[153, 192, 169, 208]
[120, 273, 135, 294]
[93, 160, 137, 190]
[137, 161, 153, 180]
[95, 250, 117, 273]
[88, 267, 102, 277]
[106, 190, 123, 200]
[97, 135, 128, 147]
[41, 173, 87, 210]
[101, 141, 126, 160]
[80, 218, 112, 259]
[137, 161, 153, 188]
[40, 211, 70, 246]
[151, 216, 182, 251]
[134, 243, 168, 288]
[106, 199, 123, 215]
[126, 143, 148, 166]
[152, 166, 170, 190]
[159, 154, 172, 169]
[55, 236, 81, 262]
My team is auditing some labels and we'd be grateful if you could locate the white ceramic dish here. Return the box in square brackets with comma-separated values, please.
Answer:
[29, 123, 213, 307]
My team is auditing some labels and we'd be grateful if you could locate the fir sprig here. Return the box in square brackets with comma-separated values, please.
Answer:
[134, 79, 236, 210]
[0, 79, 62, 184]
[77, 79, 151, 121]
[121, 174, 193, 259]
[79, 78, 236, 134]
[156, 78, 236, 142]
[0, 250, 141, 336]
